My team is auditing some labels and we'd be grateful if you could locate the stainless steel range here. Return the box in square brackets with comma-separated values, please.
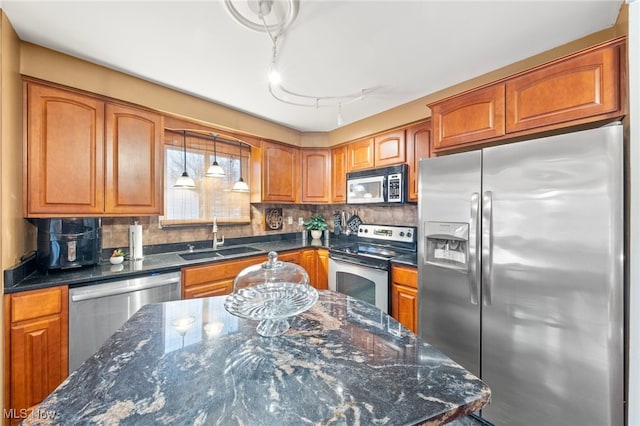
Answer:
[329, 224, 417, 313]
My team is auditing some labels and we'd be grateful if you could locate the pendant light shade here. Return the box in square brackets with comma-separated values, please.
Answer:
[233, 142, 250, 192]
[206, 134, 226, 177]
[174, 130, 196, 188]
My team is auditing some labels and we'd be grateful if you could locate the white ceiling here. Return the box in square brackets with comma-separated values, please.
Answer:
[0, 0, 624, 132]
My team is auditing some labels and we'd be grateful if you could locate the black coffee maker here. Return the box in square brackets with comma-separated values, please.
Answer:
[36, 218, 102, 272]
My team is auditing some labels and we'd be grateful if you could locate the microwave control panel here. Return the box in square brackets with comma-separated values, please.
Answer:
[387, 173, 403, 202]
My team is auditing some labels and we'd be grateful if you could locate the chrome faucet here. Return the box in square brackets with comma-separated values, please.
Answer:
[212, 217, 224, 249]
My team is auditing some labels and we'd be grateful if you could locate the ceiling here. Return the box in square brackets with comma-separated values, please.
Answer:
[0, 0, 624, 132]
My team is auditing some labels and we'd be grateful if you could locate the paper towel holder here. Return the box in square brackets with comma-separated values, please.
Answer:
[129, 221, 144, 260]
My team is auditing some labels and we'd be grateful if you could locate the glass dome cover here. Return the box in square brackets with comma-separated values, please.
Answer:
[224, 251, 318, 336]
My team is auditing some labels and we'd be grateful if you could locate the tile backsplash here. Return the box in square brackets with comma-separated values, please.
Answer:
[102, 203, 417, 250]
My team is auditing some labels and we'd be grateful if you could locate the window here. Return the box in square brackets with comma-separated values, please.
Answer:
[162, 131, 250, 226]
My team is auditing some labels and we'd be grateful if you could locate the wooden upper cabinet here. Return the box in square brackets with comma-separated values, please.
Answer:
[301, 149, 331, 203]
[25, 83, 105, 216]
[429, 37, 625, 153]
[24, 81, 164, 217]
[430, 84, 506, 153]
[374, 129, 406, 166]
[505, 40, 624, 133]
[262, 141, 300, 202]
[406, 120, 431, 202]
[347, 138, 374, 171]
[331, 145, 347, 203]
[105, 103, 163, 215]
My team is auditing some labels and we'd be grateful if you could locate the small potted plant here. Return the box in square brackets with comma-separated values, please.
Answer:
[304, 215, 328, 240]
[110, 248, 125, 264]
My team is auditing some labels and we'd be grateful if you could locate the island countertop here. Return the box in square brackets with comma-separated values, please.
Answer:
[25, 291, 490, 425]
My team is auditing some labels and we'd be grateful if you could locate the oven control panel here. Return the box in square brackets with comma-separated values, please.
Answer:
[357, 224, 416, 244]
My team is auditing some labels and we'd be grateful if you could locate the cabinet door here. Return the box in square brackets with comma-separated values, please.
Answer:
[262, 141, 300, 202]
[301, 149, 330, 203]
[506, 42, 623, 133]
[331, 146, 347, 203]
[406, 121, 431, 202]
[105, 103, 163, 215]
[316, 248, 329, 290]
[347, 138, 374, 171]
[182, 256, 266, 299]
[300, 249, 318, 288]
[430, 84, 505, 153]
[391, 284, 418, 333]
[7, 287, 68, 418]
[374, 130, 406, 166]
[391, 265, 418, 333]
[25, 83, 105, 216]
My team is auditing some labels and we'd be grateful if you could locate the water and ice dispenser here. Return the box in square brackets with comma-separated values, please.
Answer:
[424, 222, 468, 269]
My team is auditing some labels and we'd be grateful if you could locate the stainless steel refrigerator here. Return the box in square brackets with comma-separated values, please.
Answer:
[418, 123, 624, 426]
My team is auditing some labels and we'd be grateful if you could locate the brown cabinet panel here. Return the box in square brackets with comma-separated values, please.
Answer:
[506, 42, 623, 132]
[26, 83, 105, 216]
[390, 265, 418, 333]
[262, 141, 300, 202]
[331, 145, 347, 203]
[347, 138, 374, 171]
[300, 249, 318, 288]
[406, 121, 431, 202]
[182, 251, 301, 299]
[316, 248, 329, 290]
[374, 130, 406, 166]
[6, 287, 69, 420]
[301, 149, 330, 203]
[391, 285, 418, 333]
[105, 103, 163, 214]
[431, 84, 506, 152]
[182, 255, 266, 299]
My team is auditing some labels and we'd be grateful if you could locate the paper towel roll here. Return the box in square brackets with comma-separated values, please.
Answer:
[129, 222, 144, 260]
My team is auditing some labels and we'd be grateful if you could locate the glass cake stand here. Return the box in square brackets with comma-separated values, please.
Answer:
[224, 251, 318, 337]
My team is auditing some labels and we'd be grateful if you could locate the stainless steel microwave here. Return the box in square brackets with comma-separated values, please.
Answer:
[346, 164, 407, 204]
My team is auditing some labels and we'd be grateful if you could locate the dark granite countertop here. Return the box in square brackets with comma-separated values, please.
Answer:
[25, 291, 490, 425]
[4, 235, 337, 294]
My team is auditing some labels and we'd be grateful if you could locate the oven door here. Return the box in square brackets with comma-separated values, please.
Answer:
[328, 256, 389, 313]
[346, 175, 385, 204]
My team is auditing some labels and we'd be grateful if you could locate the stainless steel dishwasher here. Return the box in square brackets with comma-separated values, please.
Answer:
[68, 271, 181, 372]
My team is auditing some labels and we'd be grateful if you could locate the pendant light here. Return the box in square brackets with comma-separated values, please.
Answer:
[232, 142, 250, 192]
[206, 134, 226, 177]
[174, 130, 196, 188]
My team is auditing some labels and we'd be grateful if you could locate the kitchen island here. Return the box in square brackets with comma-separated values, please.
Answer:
[24, 291, 490, 425]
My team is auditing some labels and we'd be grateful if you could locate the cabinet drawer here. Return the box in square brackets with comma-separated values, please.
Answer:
[11, 287, 63, 323]
[391, 265, 417, 289]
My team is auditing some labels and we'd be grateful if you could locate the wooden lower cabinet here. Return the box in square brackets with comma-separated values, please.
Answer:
[4, 286, 69, 425]
[183, 255, 263, 299]
[182, 250, 301, 299]
[316, 248, 329, 290]
[390, 264, 418, 333]
[300, 248, 328, 290]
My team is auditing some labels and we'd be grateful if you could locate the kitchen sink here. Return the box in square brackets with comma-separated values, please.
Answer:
[179, 246, 263, 261]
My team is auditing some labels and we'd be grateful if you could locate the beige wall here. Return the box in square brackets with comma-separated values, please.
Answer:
[1, 8, 28, 417]
[20, 43, 304, 147]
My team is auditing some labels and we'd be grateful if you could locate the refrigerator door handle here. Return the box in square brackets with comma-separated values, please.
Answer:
[481, 190, 493, 305]
[467, 192, 480, 304]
